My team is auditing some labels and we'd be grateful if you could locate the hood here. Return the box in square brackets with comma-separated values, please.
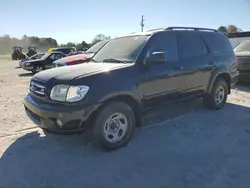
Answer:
[25, 59, 43, 63]
[33, 62, 131, 82]
[20, 56, 31, 62]
[20, 57, 31, 64]
[235, 51, 250, 57]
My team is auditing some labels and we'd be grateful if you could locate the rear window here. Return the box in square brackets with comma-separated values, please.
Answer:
[201, 32, 233, 53]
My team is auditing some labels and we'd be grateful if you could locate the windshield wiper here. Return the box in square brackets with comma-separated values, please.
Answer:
[102, 58, 126, 63]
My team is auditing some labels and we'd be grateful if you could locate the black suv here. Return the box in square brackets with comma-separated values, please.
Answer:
[24, 27, 239, 150]
[52, 47, 76, 55]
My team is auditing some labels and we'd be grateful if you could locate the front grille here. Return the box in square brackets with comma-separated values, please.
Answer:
[30, 80, 46, 97]
[56, 64, 64, 67]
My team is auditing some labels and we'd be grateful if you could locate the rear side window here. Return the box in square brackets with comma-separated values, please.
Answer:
[147, 32, 178, 61]
[178, 32, 208, 58]
[201, 32, 233, 53]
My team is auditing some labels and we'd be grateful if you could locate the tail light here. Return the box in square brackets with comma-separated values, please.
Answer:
[66, 61, 75, 66]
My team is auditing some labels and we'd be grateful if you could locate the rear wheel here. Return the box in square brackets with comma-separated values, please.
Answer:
[203, 79, 228, 110]
[92, 102, 136, 150]
[32, 65, 44, 74]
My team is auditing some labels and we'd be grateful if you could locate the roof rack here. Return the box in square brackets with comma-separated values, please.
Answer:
[165, 27, 218, 32]
[146, 28, 165, 32]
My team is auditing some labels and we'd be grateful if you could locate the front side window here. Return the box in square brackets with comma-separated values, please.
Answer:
[234, 40, 250, 52]
[49, 53, 61, 60]
[92, 35, 149, 63]
[146, 32, 178, 62]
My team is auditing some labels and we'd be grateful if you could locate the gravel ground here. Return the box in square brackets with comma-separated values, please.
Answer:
[0, 60, 250, 188]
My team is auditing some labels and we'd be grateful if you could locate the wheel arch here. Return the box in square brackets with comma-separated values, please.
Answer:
[207, 71, 231, 94]
[88, 93, 143, 127]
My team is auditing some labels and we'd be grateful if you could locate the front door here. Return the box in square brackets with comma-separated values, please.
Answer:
[138, 32, 186, 110]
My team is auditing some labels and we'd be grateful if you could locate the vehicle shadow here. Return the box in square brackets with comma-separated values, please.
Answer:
[1, 102, 250, 188]
[18, 72, 34, 77]
[233, 82, 250, 93]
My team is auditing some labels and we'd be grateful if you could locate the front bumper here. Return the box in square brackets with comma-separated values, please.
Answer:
[21, 64, 33, 71]
[24, 94, 100, 132]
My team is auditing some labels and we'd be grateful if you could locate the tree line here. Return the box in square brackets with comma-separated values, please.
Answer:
[218, 24, 243, 33]
[0, 34, 111, 54]
[0, 24, 244, 54]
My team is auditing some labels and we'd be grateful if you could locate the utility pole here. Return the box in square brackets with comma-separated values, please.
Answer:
[140, 15, 144, 32]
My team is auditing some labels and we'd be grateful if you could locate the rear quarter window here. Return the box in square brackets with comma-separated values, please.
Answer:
[200, 32, 233, 54]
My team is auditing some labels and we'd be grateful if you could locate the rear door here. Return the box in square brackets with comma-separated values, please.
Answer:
[177, 31, 213, 96]
[138, 31, 186, 109]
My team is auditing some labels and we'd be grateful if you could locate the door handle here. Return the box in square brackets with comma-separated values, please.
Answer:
[174, 66, 184, 71]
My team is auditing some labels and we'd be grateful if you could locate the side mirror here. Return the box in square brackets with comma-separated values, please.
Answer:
[145, 52, 166, 65]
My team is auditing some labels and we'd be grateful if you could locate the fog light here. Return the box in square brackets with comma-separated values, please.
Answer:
[56, 119, 63, 127]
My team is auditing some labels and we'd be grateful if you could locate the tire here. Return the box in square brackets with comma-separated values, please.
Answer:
[92, 102, 136, 150]
[32, 65, 44, 74]
[203, 79, 228, 110]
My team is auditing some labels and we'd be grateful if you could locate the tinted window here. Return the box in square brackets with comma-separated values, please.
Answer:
[60, 49, 70, 54]
[53, 48, 74, 54]
[147, 32, 178, 61]
[92, 35, 149, 63]
[49, 53, 61, 60]
[178, 32, 207, 58]
[201, 32, 233, 53]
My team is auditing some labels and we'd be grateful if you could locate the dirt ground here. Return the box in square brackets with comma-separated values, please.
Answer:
[0, 60, 250, 188]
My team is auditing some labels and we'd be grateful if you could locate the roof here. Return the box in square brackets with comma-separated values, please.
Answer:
[54, 47, 76, 50]
[116, 26, 221, 39]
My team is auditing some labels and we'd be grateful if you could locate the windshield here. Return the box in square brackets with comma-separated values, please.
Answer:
[86, 40, 108, 54]
[31, 53, 44, 59]
[40, 53, 51, 60]
[92, 35, 149, 63]
[234, 40, 250, 52]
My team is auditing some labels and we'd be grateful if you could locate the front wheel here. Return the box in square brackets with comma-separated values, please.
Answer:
[92, 102, 136, 150]
[203, 79, 228, 110]
[32, 65, 44, 74]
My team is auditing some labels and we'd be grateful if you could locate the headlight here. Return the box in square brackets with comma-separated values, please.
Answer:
[25, 62, 30, 66]
[50, 84, 89, 102]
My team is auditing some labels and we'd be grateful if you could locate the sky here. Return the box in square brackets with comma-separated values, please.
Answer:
[0, 0, 249, 44]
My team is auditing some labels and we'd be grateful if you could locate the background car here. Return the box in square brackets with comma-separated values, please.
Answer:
[51, 47, 76, 55]
[19, 52, 45, 67]
[234, 40, 250, 81]
[52, 40, 109, 67]
[20, 51, 66, 73]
